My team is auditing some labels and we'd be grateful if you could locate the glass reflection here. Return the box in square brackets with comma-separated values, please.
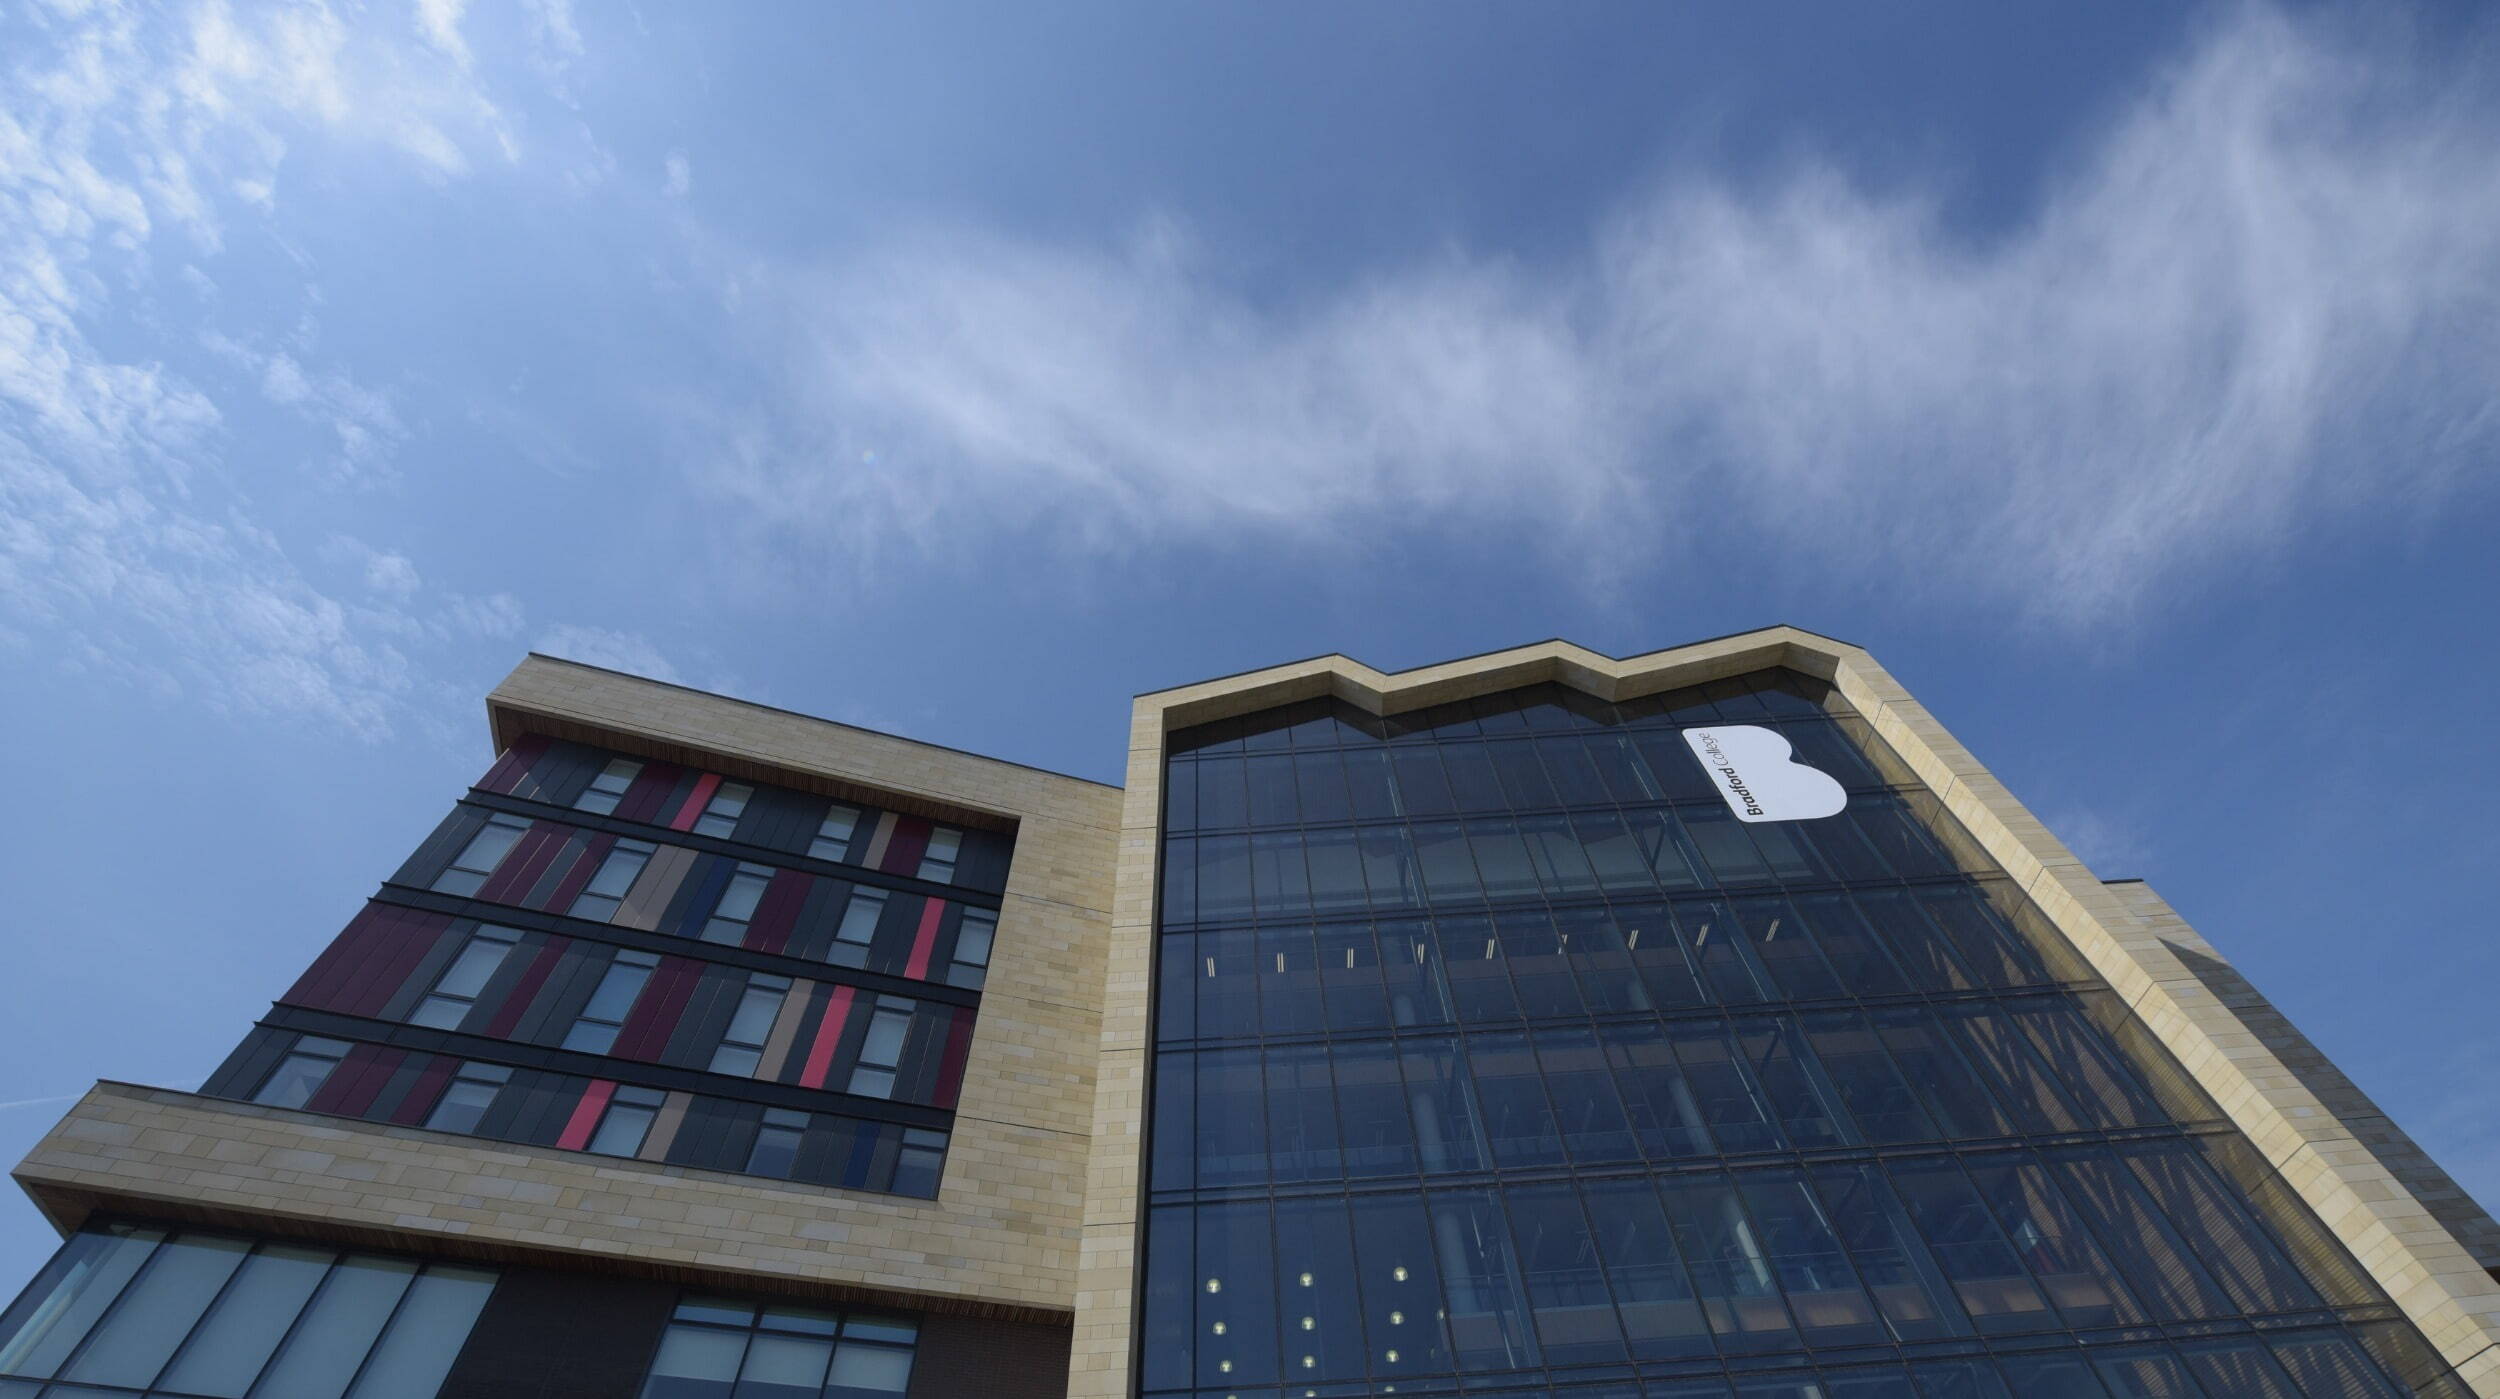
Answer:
[1142, 671, 2432, 1396]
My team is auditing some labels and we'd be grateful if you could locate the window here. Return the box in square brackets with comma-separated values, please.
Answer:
[746, 1108, 807, 1178]
[431, 814, 529, 896]
[1137, 676, 2452, 1396]
[423, 1062, 511, 1135]
[562, 950, 659, 1054]
[569, 839, 656, 922]
[693, 782, 752, 838]
[586, 1085, 667, 1156]
[831, 888, 886, 968]
[709, 976, 791, 1077]
[809, 805, 861, 861]
[0, 1222, 494, 1399]
[892, 1130, 948, 1198]
[574, 757, 643, 815]
[252, 1037, 351, 1109]
[847, 1002, 913, 1098]
[916, 827, 962, 883]
[636, 1297, 916, 1399]
[700, 863, 774, 946]
[946, 909, 996, 989]
[409, 925, 522, 1029]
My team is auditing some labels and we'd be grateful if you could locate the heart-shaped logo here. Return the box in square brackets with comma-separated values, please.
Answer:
[1681, 725, 1848, 823]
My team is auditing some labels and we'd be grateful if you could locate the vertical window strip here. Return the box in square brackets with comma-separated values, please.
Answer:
[847, 1002, 914, 1099]
[709, 976, 792, 1078]
[561, 950, 659, 1055]
[408, 925, 523, 1030]
[586, 1086, 668, 1156]
[421, 1063, 512, 1135]
[831, 887, 888, 968]
[809, 804, 862, 861]
[745, 1107, 809, 1178]
[948, 909, 997, 989]
[692, 782, 753, 839]
[568, 839, 656, 923]
[430, 814, 530, 897]
[251, 1037, 353, 1110]
[700, 863, 775, 946]
[916, 827, 962, 883]
[573, 757, 643, 816]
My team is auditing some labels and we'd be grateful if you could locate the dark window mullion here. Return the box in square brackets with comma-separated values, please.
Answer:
[142, 1235, 275, 1393]
[238, 1252, 348, 1399]
[41, 1222, 183, 1385]
[329, 1257, 435, 1399]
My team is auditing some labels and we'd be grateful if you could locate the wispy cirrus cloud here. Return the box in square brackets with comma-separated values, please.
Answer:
[0, 0, 613, 738]
[705, 5, 2500, 627]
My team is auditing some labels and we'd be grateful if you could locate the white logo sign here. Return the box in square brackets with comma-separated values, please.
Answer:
[1682, 725, 1847, 823]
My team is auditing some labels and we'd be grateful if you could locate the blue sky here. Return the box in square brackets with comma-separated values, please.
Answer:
[3, 0, 2498, 1286]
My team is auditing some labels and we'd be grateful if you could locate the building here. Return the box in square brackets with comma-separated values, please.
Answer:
[5, 628, 2498, 1399]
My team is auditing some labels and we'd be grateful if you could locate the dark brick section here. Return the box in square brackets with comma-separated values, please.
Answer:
[436, 1265, 679, 1399]
[908, 1314, 1072, 1399]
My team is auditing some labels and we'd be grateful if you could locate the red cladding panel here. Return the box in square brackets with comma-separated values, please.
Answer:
[668, 774, 722, 832]
[346, 909, 456, 1019]
[285, 905, 396, 1010]
[554, 1080, 616, 1151]
[934, 1009, 976, 1110]
[612, 957, 702, 1063]
[614, 763, 685, 825]
[542, 831, 618, 915]
[881, 817, 932, 876]
[484, 936, 572, 1040]
[746, 871, 811, 955]
[306, 1044, 391, 1116]
[799, 987, 857, 1090]
[331, 1047, 409, 1118]
[475, 734, 550, 796]
[389, 1058, 457, 1127]
[474, 824, 564, 905]
[904, 898, 946, 981]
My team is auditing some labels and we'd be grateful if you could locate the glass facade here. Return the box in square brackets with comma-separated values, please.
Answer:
[1141, 673, 2466, 1398]
[0, 1221, 494, 1399]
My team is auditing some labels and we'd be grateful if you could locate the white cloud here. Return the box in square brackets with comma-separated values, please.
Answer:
[319, 533, 421, 599]
[200, 331, 407, 484]
[444, 591, 525, 639]
[535, 624, 682, 683]
[0, 0, 547, 737]
[415, 0, 473, 69]
[2039, 804, 2153, 877]
[663, 150, 689, 199]
[706, 5, 2500, 627]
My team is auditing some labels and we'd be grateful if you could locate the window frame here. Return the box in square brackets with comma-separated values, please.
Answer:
[692, 782, 753, 839]
[431, 814, 531, 896]
[561, 950, 661, 1055]
[573, 757, 644, 816]
[408, 924, 524, 1030]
